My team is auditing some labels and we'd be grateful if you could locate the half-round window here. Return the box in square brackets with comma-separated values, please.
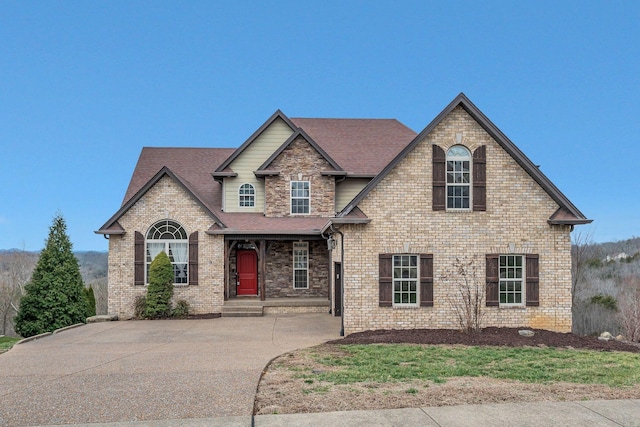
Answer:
[446, 146, 471, 209]
[239, 183, 255, 207]
[146, 220, 188, 284]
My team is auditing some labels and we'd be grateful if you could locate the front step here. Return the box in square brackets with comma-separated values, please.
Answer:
[221, 306, 264, 317]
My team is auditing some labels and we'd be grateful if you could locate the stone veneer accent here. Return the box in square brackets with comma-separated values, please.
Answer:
[265, 241, 329, 298]
[264, 136, 336, 217]
[332, 106, 573, 335]
[107, 175, 224, 318]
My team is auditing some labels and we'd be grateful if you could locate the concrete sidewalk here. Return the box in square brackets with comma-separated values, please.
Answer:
[47, 400, 640, 426]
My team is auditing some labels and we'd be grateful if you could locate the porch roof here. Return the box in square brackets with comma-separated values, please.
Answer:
[207, 213, 329, 236]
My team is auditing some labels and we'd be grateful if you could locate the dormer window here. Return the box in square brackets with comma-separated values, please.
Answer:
[239, 183, 255, 207]
[446, 146, 471, 210]
[291, 181, 310, 214]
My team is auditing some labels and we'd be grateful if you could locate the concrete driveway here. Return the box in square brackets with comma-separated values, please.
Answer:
[0, 314, 341, 426]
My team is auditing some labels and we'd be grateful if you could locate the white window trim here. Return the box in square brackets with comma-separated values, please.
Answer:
[290, 180, 310, 215]
[238, 183, 256, 208]
[293, 242, 309, 289]
[145, 220, 189, 286]
[392, 254, 419, 307]
[499, 254, 524, 307]
[446, 145, 472, 211]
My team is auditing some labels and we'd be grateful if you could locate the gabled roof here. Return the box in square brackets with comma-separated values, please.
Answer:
[340, 93, 591, 225]
[290, 117, 417, 176]
[257, 127, 343, 172]
[96, 147, 234, 234]
[214, 110, 297, 173]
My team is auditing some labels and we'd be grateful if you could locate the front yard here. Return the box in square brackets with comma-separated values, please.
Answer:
[255, 328, 640, 415]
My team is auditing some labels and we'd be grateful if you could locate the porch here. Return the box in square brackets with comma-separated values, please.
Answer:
[223, 235, 331, 301]
[221, 297, 331, 317]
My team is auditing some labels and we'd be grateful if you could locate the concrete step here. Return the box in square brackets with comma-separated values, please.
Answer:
[221, 306, 264, 317]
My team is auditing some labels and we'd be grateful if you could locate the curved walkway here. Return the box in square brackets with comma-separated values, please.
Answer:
[0, 314, 341, 426]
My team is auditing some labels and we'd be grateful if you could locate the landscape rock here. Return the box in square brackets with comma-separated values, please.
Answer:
[518, 330, 535, 337]
[599, 332, 613, 341]
[616, 335, 625, 341]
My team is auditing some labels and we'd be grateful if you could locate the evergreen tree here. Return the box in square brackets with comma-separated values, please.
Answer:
[84, 285, 97, 317]
[144, 251, 174, 318]
[14, 214, 86, 337]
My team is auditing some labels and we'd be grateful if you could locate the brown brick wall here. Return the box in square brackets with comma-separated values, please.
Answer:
[265, 136, 336, 217]
[334, 106, 573, 334]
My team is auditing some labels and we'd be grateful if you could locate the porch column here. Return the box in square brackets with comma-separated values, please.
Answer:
[259, 239, 266, 301]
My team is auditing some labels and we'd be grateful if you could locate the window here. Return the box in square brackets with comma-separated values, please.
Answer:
[239, 183, 255, 207]
[393, 255, 418, 305]
[446, 146, 471, 209]
[146, 220, 188, 284]
[293, 242, 309, 289]
[499, 255, 523, 306]
[291, 181, 310, 214]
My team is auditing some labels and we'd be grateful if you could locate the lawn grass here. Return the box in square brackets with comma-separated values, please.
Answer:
[0, 336, 21, 353]
[306, 344, 640, 387]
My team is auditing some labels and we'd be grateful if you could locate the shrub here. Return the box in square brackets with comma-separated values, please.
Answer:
[84, 285, 97, 317]
[133, 295, 147, 319]
[590, 294, 618, 311]
[144, 251, 174, 318]
[172, 299, 190, 318]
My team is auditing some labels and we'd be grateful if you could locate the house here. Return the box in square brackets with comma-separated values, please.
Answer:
[97, 93, 591, 334]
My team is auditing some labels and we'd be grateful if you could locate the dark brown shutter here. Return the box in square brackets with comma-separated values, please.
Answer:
[189, 231, 199, 286]
[485, 254, 499, 306]
[379, 254, 393, 307]
[134, 231, 145, 285]
[432, 145, 446, 211]
[473, 145, 486, 211]
[526, 254, 539, 306]
[420, 254, 434, 307]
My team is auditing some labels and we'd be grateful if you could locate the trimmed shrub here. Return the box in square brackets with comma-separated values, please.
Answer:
[144, 251, 174, 318]
[133, 295, 147, 319]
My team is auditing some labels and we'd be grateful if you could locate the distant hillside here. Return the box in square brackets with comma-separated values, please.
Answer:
[573, 236, 640, 337]
[0, 250, 107, 285]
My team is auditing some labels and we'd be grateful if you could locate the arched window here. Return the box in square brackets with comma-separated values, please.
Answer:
[239, 183, 255, 207]
[146, 220, 188, 284]
[446, 146, 471, 209]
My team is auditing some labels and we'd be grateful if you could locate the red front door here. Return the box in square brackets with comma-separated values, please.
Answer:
[237, 250, 258, 295]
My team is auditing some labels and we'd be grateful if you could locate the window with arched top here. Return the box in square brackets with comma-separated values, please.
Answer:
[239, 183, 255, 207]
[446, 145, 471, 209]
[146, 220, 188, 284]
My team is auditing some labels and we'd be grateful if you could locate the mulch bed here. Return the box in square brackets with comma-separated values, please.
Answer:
[330, 327, 640, 353]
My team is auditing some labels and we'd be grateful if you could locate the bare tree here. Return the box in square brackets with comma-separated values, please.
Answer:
[0, 250, 35, 335]
[571, 230, 596, 306]
[443, 257, 484, 333]
[619, 276, 640, 342]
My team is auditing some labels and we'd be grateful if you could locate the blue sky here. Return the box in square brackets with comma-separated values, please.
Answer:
[1, 1, 638, 251]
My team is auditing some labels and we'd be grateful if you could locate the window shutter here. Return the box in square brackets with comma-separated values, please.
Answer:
[379, 254, 393, 307]
[473, 145, 486, 211]
[432, 145, 446, 211]
[485, 254, 499, 306]
[526, 254, 539, 306]
[419, 254, 434, 307]
[134, 231, 145, 286]
[189, 231, 199, 286]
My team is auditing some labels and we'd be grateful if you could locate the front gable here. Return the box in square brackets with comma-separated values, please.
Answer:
[261, 132, 340, 217]
[215, 113, 296, 213]
[340, 93, 590, 226]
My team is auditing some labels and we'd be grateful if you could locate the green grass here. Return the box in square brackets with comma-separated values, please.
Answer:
[0, 336, 21, 353]
[305, 344, 640, 388]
